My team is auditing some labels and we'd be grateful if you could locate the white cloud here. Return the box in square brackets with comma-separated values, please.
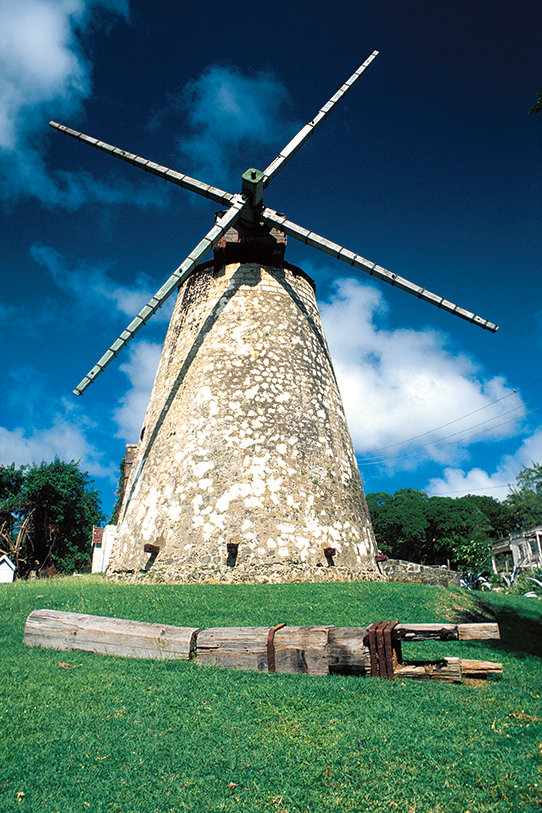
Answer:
[319, 277, 525, 471]
[0, 0, 165, 208]
[0, 406, 114, 480]
[113, 340, 161, 440]
[31, 243, 173, 322]
[426, 427, 542, 497]
[174, 65, 300, 184]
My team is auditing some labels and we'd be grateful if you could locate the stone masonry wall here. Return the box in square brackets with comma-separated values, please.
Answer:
[107, 260, 378, 577]
[379, 558, 460, 587]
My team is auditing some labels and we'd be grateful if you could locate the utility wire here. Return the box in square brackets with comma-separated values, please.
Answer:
[360, 397, 540, 463]
[358, 403, 542, 466]
[362, 374, 542, 455]
[429, 482, 513, 496]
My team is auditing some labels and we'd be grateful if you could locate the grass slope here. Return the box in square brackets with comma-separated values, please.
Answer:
[0, 577, 540, 812]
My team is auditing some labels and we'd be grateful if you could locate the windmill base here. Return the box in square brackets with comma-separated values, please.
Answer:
[106, 559, 383, 585]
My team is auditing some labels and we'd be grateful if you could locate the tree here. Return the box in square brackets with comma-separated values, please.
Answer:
[505, 462, 542, 530]
[367, 489, 429, 562]
[0, 458, 104, 577]
[109, 453, 126, 524]
[366, 488, 512, 571]
[464, 494, 515, 539]
[529, 89, 542, 115]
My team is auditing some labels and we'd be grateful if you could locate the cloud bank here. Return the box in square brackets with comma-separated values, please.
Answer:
[31, 243, 173, 323]
[174, 65, 300, 185]
[0, 0, 165, 207]
[319, 277, 535, 490]
[426, 428, 542, 497]
[0, 369, 114, 480]
[113, 341, 162, 440]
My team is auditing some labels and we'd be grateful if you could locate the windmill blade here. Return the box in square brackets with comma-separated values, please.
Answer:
[262, 51, 379, 187]
[73, 196, 246, 396]
[49, 122, 234, 207]
[261, 208, 499, 332]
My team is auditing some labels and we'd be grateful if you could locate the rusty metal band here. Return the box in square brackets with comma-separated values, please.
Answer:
[368, 621, 399, 679]
[383, 621, 399, 679]
[267, 623, 286, 673]
[368, 621, 382, 677]
[376, 621, 388, 678]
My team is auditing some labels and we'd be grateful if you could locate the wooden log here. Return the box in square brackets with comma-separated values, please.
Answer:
[327, 627, 370, 674]
[23, 609, 198, 660]
[394, 623, 499, 641]
[394, 657, 463, 683]
[196, 627, 270, 671]
[196, 626, 332, 675]
[459, 658, 503, 678]
[457, 623, 500, 641]
[275, 626, 330, 676]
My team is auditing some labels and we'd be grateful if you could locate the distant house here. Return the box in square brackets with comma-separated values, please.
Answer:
[0, 555, 16, 583]
[91, 525, 117, 573]
[491, 526, 542, 574]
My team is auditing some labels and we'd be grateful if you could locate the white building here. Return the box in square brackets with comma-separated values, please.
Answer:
[0, 554, 16, 583]
[491, 526, 542, 573]
[91, 525, 117, 573]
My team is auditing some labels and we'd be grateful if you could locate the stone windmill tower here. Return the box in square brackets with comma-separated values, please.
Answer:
[50, 51, 498, 581]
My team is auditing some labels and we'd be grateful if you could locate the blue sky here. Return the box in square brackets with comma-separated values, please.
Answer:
[1, 0, 541, 518]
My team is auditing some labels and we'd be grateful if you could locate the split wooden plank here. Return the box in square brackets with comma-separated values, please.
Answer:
[196, 626, 332, 675]
[457, 624, 500, 641]
[394, 657, 502, 682]
[459, 659, 503, 678]
[394, 623, 500, 641]
[394, 658, 463, 683]
[24, 609, 198, 660]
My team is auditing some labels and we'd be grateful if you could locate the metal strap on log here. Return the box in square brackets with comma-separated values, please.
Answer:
[267, 623, 286, 673]
[196, 625, 332, 675]
[368, 621, 399, 678]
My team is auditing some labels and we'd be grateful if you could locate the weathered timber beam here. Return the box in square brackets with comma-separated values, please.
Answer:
[196, 625, 332, 675]
[394, 658, 463, 683]
[24, 609, 198, 660]
[394, 657, 502, 682]
[459, 659, 503, 678]
[327, 627, 370, 673]
[393, 623, 500, 642]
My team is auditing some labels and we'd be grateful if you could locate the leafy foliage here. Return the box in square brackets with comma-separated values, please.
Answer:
[367, 463, 542, 571]
[367, 490, 515, 571]
[0, 457, 103, 577]
[528, 88, 542, 115]
[504, 461, 542, 529]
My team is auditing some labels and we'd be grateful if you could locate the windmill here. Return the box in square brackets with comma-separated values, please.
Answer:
[50, 51, 498, 581]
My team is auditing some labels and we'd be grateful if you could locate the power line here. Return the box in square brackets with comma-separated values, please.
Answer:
[358, 403, 542, 466]
[360, 397, 539, 463]
[428, 483, 513, 496]
[361, 374, 542, 455]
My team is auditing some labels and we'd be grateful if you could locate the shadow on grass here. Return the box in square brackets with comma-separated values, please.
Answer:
[454, 593, 542, 660]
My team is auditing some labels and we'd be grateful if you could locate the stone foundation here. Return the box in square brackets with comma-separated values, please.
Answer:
[108, 560, 383, 585]
[379, 558, 460, 587]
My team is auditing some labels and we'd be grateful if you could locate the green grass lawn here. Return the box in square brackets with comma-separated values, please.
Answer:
[0, 577, 540, 812]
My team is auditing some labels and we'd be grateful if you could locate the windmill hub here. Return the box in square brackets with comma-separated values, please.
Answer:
[214, 217, 286, 266]
[241, 167, 264, 222]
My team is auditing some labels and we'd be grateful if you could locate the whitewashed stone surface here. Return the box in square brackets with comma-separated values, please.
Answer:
[107, 260, 378, 578]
